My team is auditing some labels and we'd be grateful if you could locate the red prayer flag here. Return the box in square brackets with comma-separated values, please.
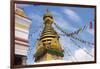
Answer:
[90, 21, 92, 29]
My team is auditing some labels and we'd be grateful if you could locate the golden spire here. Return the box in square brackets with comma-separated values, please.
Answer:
[34, 9, 64, 62]
[43, 9, 54, 24]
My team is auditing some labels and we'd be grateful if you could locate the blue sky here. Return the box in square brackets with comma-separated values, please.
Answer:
[16, 3, 95, 64]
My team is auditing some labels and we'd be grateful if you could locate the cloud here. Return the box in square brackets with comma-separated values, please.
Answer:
[51, 11, 63, 18]
[59, 35, 94, 62]
[86, 29, 94, 36]
[52, 11, 76, 32]
[63, 9, 81, 22]
[30, 14, 42, 21]
[74, 48, 94, 61]
[91, 48, 94, 56]
[59, 36, 77, 62]
[54, 17, 69, 29]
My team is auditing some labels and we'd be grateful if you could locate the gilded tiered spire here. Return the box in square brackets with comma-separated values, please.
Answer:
[34, 9, 64, 62]
[41, 10, 59, 40]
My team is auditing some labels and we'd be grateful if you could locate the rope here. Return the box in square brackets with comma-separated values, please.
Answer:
[54, 23, 94, 46]
[70, 38, 93, 57]
[29, 25, 43, 39]
[64, 48, 76, 62]
[71, 35, 94, 45]
[75, 35, 94, 48]
[54, 23, 87, 36]
[65, 47, 77, 62]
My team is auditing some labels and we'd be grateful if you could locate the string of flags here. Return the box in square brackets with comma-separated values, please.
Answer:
[66, 23, 89, 36]
[64, 48, 76, 62]
[54, 22, 87, 36]
[65, 46, 77, 61]
[71, 35, 94, 46]
[54, 22, 94, 46]
[70, 38, 93, 57]
[29, 20, 94, 59]
[29, 25, 43, 39]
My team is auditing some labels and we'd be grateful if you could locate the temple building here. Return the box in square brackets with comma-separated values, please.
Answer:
[15, 6, 32, 65]
[34, 10, 64, 62]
